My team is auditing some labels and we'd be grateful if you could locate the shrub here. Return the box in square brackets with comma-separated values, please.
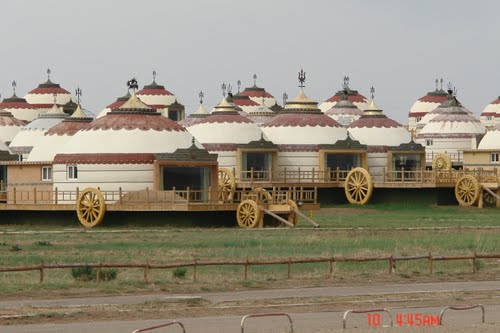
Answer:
[71, 266, 118, 282]
[172, 267, 187, 279]
[10, 245, 22, 252]
[35, 241, 52, 246]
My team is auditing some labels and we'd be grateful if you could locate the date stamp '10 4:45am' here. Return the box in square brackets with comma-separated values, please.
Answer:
[368, 313, 440, 327]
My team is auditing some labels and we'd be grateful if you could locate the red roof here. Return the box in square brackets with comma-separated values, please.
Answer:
[418, 95, 449, 103]
[30, 103, 58, 109]
[137, 88, 173, 96]
[240, 89, 274, 98]
[233, 99, 260, 106]
[348, 117, 403, 129]
[202, 143, 238, 151]
[0, 115, 26, 127]
[0, 101, 37, 109]
[481, 112, 497, 117]
[83, 114, 185, 132]
[195, 114, 253, 124]
[325, 94, 366, 103]
[28, 87, 70, 95]
[490, 98, 500, 105]
[45, 121, 91, 136]
[262, 113, 342, 128]
[54, 153, 155, 165]
[106, 100, 127, 109]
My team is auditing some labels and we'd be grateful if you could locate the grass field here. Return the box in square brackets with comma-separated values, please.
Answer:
[0, 203, 499, 297]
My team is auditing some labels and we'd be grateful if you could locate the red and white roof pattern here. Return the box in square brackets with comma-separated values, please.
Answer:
[0, 93, 40, 122]
[9, 103, 69, 155]
[325, 93, 363, 126]
[0, 109, 26, 143]
[229, 93, 262, 114]
[262, 89, 347, 145]
[57, 93, 197, 159]
[239, 80, 277, 108]
[188, 98, 263, 145]
[480, 96, 500, 128]
[348, 100, 411, 146]
[27, 105, 93, 162]
[478, 122, 500, 149]
[319, 83, 369, 112]
[408, 88, 449, 119]
[24, 77, 72, 112]
[96, 92, 130, 119]
[417, 95, 473, 130]
[178, 104, 209, 128]
[246, 104, 276, 126]
[136, 79, 177, 109]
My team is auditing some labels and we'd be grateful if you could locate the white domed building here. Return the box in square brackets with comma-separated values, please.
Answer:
[319, 76, 369, 112]
[347, 88, 422, 179]
[0, 82, 40, 122]
[408, 79, 449, 136]
[187, 97, 264, 172]
[245, 100, 276, 126]
[96, 91, 130, 119]
[136, 72, 184, 121]
[53, 83, 217, 196]
[238, 74, 277, 108]
[27, 104, 93, 162]
[178, 92, 210, 128]
[9, 101, 69, 159]
[262, 71, 349, 175]
[24, 69, 73, 114]
[479, 95, 500, 130]
[463, 122, 500, 171]
[416, 93, 486, 169]
[0, 108, 26, 145]
[324, 90, 363, 126]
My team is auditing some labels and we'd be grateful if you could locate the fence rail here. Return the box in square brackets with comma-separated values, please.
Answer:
[1, 253, 498, 284]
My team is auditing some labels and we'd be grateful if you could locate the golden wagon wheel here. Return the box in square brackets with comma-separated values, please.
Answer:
[287, 199, 299, 227]
[236, 199, 262, 229]
[455, 175, 480, 206]
[76, 188, 106, 228]
[218, 168, 235, 203]
[483, 189, 496, 206]
[344, 167, 373, 205]
[432, 153, 451, 171]
[252, 187, 273, 205]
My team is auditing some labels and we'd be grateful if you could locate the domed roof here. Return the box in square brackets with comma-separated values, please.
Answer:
[348, 88, 411, 146]
[479, 95, 500, 128]
[246, 102, 275, 126]
[96, 91, 130, 119]
[0, 82, 40, 122]
[178, 93, 210, 128]
[9, 101, 69, 156]
[27, 104, 93, 162]
[262, 70, 347, 145]
[319, 76, 369, 112]
[478, 122, 500, 149]
[0, 108, 27, 143]
[409, 79, 449, 119]
[229, 91, 261, 114]
[416, 91, 473, 130]
[136, 71, 177, 109]
[238, 74, 277, 108]
[58, 84, 197, 158]
[188, 97, 263, 145]
[417, 94, 486, 140]
[324, 89, 363, 126]
[24, 69, 73, 111]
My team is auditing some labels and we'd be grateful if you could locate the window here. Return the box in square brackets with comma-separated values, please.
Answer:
[426, 139, 433, 146]
[42, 167, 52, 181]
[492, 153, 499, 163]
[67, 165, 78, 180]
[487, 116, 493, 121]
[416, 117, 422, 122]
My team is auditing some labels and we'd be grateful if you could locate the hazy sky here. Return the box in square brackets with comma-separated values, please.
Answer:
[1, 0, 499, 122]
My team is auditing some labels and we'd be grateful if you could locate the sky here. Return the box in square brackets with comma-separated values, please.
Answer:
[0, 0, 499, 122]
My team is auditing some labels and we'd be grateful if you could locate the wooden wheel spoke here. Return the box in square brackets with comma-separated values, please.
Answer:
[345, 168, 373, 205]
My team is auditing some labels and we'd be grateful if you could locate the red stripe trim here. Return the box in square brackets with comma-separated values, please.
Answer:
[53, 153, 156, 164]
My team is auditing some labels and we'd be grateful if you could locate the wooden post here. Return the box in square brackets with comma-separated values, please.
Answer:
[250, 167, 254, 184]
[497, 189, 500, 208]
[97, 261, 102, 284]
[39, 259, 44, 283]
[287, 257, 291, 279]
[193, 260, 197, 281]
[312, 167, 315, 183]
[478, 189, 484, 209]
[336, 167, 339, 181]
[119, 187, 123, 204]
[146, 187, 150, 204]
[298, 167, 301, 182]
[13, 187, 16, 204]
[429, 252, 433, 274]
[284, 167, 287, 183]
[172, 186, 176, 204]
[244, 257, 249, 280]
[33, 187, 37, 204]
[54, 187, 58, 204]
[144, 263, 149, 283]
[389, 255, 394, 274]
[186, 186, 190, 204]
[76, 187, 80, 201]
[401, 167, 405, 182]
[472, 252, 477, 274]
[329, 257, 334, 278]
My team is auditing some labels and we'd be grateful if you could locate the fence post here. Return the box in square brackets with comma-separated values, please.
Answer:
[287, 257, 291, 279]
[33, 187, 37, 204]
[193, 259, 197, 282]
[472, 252, 477, 274]
[172, 186, 176, 204]
[39, 259, 44, 283]
[97, 261, 102, 284]
[54, 187, 58, 204]
[186, 186, 190, 204]
[13, 187, 16, 204]
[429, 252, 433, 274]
[329, 257, 334, 277]
[144, 262, 149, 283]
[244, 257, 249, 280]
[119, 187, 123, 204]
[389, 255, 394, 274]
[146, 187, 150, 204]
[312, 167, 315, 183]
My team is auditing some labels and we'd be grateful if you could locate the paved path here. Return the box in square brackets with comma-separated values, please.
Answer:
[0, 280, 498, 309]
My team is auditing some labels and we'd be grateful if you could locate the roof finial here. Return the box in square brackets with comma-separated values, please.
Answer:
[199, 91, 204, 104]
[370, 86, 375, 100]
[227, 83, 232, 94]
[440, 78, 444, 90]
[447, 82, 453, 94]
[253, 74, 257, 86]
[12, 80, 17, 95]
[298, 69, 306, 88]
[192, 137, 195, 145]
[47, 68, 51, 81]
[152, 70, 157, 83]
[53, 93, 57, 104]
[435, 78, 439, 91]
[282, 92, 288, 106]
[343, 76, 350, 90]
[127, 77, 139, 93]
[237, 80, 241, 93]
[75, 87, 82, 104]
[221, 82, 227, 97]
